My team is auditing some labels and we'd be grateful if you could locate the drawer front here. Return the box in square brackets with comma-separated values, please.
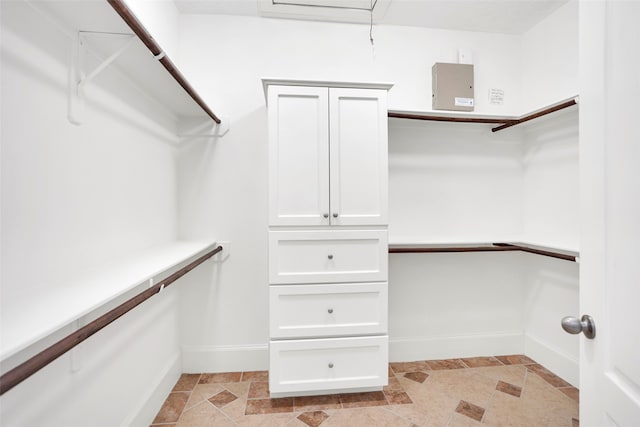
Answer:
[270, 283, 388, 339]
[268, 229, 388, 284]
[269, 336, 388, 395]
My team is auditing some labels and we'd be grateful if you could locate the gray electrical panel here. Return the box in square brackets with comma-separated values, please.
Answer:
[432, 63, 474, 112]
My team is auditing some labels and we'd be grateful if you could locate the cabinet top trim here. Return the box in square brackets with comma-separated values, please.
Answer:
[261, 78, 394, 101]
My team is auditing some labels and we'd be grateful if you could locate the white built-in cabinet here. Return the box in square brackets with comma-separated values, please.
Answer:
[264, 79, 392, 397]
[267, 84, 389, 226]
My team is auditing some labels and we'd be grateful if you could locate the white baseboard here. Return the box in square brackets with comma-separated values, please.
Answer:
[524, 334, 578, 387]
[122, 351, 182, 427]
[389, 332, 524, 362]
[181, 344, 269, 373]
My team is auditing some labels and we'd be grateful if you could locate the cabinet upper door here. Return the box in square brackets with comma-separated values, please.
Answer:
[268, 85, 330, 226]
[329, 88, 388, 226]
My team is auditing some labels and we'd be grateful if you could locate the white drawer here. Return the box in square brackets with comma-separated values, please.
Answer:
[268, 229, 388, 284]
[270, 283, 387, 339]
[269, 336, 388, 396]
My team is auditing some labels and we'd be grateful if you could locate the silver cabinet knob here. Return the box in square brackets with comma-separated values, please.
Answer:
[328, 362, 334, 368]
[328, 308, 334, 314]
[332, 213, 339, 218]
[561, 315, 596, 339]
[327, 254, 333, 260]
[323, 213, 329, 218]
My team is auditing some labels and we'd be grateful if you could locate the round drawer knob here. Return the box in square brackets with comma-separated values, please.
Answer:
[323, 213, 329, 218]
[327, 254, 333, 260]
[328, 308, 334, 314]
[328, 362, 334, 368]
[332, 213, 339, 218]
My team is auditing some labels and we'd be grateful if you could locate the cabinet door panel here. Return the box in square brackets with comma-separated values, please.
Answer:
[329, 88, 388, 226]
[269, 336, 388, 395]
[268, 86, 330, 226]
[269, 229, 388, 284]
[270, 283, 388, 338]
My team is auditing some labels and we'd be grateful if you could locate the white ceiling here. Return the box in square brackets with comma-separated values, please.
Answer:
[174, 0, 569, 34]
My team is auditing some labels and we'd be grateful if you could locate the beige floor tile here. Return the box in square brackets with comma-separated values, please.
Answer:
[423, 369, 497, 408]
[483, 373, 578, 427]
[153, 360, 578, 427]
[183, 383, 225, 411]
[234, 412, 301, 426]
[520, 372, 578, 420]
[321, 406, 413, 426]
[468, 364, 528, 387]
[175, 401, 236, 427]
[387, 387, 460, 426]
[447, 411, 483, 426]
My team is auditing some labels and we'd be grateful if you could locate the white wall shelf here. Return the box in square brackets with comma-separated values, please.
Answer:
[388, 241, 578, 262]
[0, 240, 220, 366]
[388, 96, 578, 132]
[28, 0, 220, 125]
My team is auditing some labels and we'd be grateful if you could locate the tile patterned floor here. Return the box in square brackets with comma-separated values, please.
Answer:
[150, 355, 579, 426]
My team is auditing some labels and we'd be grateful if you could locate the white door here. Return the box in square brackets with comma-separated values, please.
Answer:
[580, 1, 640, 425]
[268, 85, 330, 226]
[329, 88, 388, 226]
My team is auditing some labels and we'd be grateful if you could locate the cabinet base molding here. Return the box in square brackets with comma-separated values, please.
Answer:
[270, 386, 383, 398]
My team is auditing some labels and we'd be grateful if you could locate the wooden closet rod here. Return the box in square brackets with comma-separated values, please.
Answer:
[0, 245, 223, 396]
[491, 99, 577, 132]
[492, 243, 577, 261]
[106, 0, 221, 124]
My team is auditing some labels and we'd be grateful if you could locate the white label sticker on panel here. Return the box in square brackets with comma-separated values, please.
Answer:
[489, 89, 504, 105]
[455, 97, 474, 107]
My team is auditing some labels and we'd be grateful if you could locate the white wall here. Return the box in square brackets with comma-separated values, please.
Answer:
[519, 1, 580, 386]
[174, 14, 526, 372]
[523, 255, 579, 386]
[388, 119, 523, 243]
[521, 0, 579, 112]
[122, 0, 181, 61]
[389, 252, 526, 361]
[1, 2, 184, 425]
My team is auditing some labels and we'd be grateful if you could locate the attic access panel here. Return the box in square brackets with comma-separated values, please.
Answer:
[271, 0, 375, 10]
[259, 0, 391, 23]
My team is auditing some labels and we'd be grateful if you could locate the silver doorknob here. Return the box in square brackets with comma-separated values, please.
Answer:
[332, 213, 339, 218]
[561, 315, 596, 339]
[323, 213, 329, 218]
